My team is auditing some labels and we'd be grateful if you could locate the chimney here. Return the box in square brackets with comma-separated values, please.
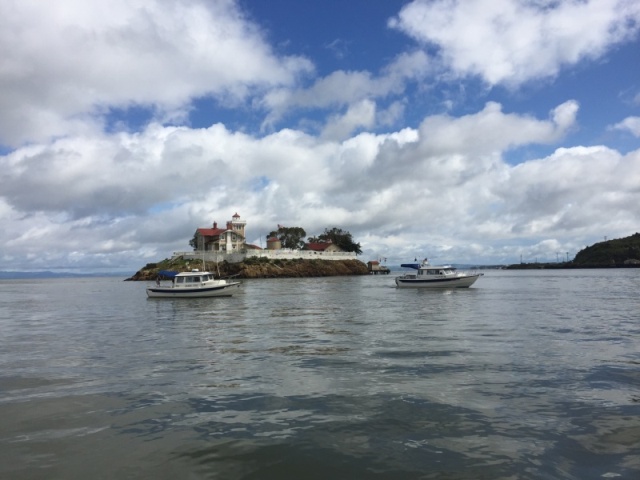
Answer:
[213, 221, 217, 229]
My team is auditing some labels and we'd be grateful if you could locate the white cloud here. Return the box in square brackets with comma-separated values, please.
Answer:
[414, 100, 578, 158]
[261, 50, 430, 127]
[377, 101, 406, 127]
[389, 0, 640, 86]
[321, 100, 377, 141]
[492, 146, 640, 236]
[1, 0, 639, 272]
[2, 101, 638, 271]
[610, 116, 640, 137]
[0, 0, 313, 146]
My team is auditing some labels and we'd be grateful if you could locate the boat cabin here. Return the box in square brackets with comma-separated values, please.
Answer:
[166, 269, 222, 287]
[175, 274, 215, 284]
[420, 267, 456, 276]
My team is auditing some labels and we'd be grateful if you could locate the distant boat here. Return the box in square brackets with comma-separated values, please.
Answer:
[146, 269, 241, 298]
[395, 259, 483, 288]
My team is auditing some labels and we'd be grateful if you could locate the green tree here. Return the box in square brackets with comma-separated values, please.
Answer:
[268, 226, 307, 249]
[189, 232, 198, 250]
[318, 227, 362, 255]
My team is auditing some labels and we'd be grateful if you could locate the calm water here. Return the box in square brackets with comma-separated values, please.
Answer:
[1, 270, 639, 479]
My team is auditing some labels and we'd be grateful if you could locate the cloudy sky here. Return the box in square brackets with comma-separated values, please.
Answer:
[1, 0, 640, 273]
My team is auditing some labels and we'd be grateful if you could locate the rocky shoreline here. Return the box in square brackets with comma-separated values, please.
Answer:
[125, 257, 369, 281]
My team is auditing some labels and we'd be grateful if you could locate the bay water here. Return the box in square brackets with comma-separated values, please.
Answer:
[1, 269, 639, 479]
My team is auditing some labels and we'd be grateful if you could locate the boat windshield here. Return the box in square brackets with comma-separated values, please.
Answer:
[421, 269, 440, 275]
[419, 268, 455, 275]
[175, 274, 214, 283]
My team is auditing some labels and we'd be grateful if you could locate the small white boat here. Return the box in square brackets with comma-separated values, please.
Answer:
[395, 259, 483, 288]
[146, 269, 241, 298]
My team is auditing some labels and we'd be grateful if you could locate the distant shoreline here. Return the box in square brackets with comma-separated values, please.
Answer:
[0, 271, 129, 280]
[504, 263, 640, 269]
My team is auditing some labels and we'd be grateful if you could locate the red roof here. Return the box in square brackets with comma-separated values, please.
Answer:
[197, 227, 227, 237]
[305, 242, 333, 252]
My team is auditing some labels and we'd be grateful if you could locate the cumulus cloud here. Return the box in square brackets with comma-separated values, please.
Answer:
[321, 100, 377, 141]
[3, 100, 638, 270]
[493, 146, 640, 235]
[412, 100, 578, 160]
[610, 116, 640, 137]
[389, 0, 640, 86]
[0, 0, 312, 146]
[261, 50, 430, 127]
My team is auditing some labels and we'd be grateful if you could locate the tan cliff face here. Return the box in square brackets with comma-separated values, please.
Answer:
[126, 258, 369, 281]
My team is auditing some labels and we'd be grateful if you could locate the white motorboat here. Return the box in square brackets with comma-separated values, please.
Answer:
[146, 269, 241, 298]
[395, 259, 483, 288]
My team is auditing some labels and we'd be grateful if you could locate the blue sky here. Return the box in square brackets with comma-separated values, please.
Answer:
[1, 0, 639, 273]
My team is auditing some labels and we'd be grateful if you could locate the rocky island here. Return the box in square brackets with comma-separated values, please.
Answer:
[126, 256, 369, 281]
[126, 214, 372, 281]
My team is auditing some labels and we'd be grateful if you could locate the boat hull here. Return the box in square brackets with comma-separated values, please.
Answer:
[395, 274, 481, 288]
[146, 282, 241, 298]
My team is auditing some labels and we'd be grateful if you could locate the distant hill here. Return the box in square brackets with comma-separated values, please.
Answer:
[507, 232, 640, 269]
[572, 232, 640, 267]
[0, 271, 127, 279]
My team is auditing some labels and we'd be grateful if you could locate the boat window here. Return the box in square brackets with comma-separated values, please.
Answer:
[176, 277, 184, 284]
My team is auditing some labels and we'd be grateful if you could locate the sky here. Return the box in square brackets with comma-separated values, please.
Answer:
[1, 0, 640, 273]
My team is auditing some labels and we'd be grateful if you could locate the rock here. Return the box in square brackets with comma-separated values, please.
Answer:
[125, 258, 369, 280]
